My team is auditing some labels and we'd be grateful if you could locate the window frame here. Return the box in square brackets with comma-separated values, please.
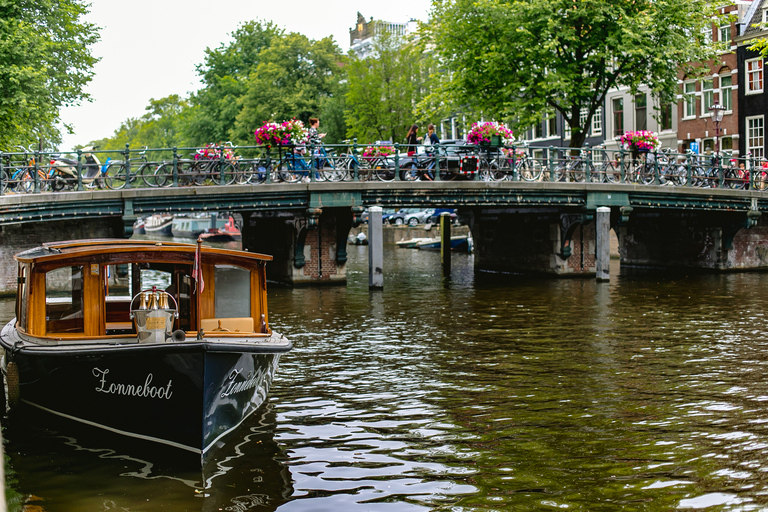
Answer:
[746, 58, 764, 95]
[747, 115, 765, 159]
[683, 81, 697, 119]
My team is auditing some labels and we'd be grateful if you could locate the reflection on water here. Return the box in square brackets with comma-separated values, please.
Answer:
[3, 244, 768, 510]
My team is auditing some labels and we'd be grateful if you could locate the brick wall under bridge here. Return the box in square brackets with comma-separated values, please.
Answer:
[0, 217, 124, 296]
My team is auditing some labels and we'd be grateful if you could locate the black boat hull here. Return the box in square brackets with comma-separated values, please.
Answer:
[1, 324, 286, 460]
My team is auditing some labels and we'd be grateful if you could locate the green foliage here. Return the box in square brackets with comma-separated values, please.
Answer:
[345, 27, 428, 144]
[233, 33, 346, 145]
[0, 0, 99, 150]
[428, 0, 724, 147]
[90, 95, 190, 155]
[185, 20, 283, 145]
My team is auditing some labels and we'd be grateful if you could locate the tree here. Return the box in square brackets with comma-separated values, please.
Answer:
[345, 26, 425, 144]
[234, 33, 346, 145]
[0, 0, 99, 149]
[428, 0, 723, 147]
[90, 95, 190, 152]
[185, 20, 283, 145]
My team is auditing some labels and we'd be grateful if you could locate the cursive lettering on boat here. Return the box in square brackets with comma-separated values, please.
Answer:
[92, 368, 173, 399]
[220, 367, 266, 398]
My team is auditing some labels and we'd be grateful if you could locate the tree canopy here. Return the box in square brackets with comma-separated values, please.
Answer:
[0, 0, 99, 149]
[345, 26, 429, 144]
[234, 33, 346, 144]
[427, 0, 724, 147]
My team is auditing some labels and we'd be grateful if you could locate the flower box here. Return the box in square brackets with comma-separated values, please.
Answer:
[467, 122, 514, 147]
[254, 119, 308, 147]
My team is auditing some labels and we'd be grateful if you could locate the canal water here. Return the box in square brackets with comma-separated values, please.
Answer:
[2, 244, 768, 511]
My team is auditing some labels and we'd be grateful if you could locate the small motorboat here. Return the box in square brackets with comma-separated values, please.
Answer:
[0, 239, 292, 465]
[143, 214, 173, 236]
[199, 228, 236, 243]
[396, 237, 432, 248]
[416, 235, 472, 252]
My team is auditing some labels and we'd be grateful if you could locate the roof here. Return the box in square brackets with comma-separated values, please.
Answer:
[742, 0, 768, 38]
[14, 239, 273, 265]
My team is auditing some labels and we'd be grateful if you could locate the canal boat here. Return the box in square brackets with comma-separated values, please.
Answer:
[143, 214, 174, 236]
[172, 214, 226, 239]
[0, 239, 292, 464]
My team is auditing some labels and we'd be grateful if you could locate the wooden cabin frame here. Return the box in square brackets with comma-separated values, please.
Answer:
[14, 240, 273, 341]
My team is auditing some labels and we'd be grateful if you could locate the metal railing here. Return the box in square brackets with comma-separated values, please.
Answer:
[1, 141, 764, 196]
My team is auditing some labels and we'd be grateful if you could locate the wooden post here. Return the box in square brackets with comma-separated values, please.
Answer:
[441, 212, 451, 275]
[368, 206, 384, 289]
[596, 206, 610, 281]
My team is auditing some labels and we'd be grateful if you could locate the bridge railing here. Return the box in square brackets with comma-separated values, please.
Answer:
[0, 142, 764, 195]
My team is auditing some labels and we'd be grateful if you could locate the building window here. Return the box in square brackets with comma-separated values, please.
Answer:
[721, 136, 733, 151]
[684, 82, 697, 118]
[720, 75, 732, 111]
[660, 103, 673, 131]
[635, 93, 647, 130]
[747, 58, 763, 94]
[612, 98, 623, 137]
[719, 25, 730, 44]
[747, 116, 764, 159]
[591, 107, 602, 136]
[702, 79, 714, 116]
[534, 122, 543, 139]
[547, 116, 557, 138]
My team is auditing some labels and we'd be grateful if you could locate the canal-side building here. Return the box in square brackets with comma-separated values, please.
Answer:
[349, 12, 418, 59]
[735, 0, 768, 160]
[603, 85, 677, 153]
[676, 1, 744, 156]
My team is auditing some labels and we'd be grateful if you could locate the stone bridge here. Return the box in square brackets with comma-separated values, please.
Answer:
[0, 180, 766, 294]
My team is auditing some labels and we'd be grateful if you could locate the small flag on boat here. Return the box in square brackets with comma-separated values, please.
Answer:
[193, 238, 205, 293]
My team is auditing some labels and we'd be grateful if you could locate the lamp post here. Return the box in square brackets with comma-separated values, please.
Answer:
[709, 100, 726, 157]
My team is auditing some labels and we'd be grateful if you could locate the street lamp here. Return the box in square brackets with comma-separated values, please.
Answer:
[709, 100, 726, 156]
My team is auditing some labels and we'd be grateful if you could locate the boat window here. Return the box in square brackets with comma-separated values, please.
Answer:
[45, 266, 84, 333]
[214, 265, 250, 318]
[105, 264, 131, 298]
[140, 268, 172, 290]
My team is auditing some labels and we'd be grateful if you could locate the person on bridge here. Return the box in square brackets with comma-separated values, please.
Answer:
[405, 124, 422, 157]
[426, 124, 440, 145]
[308, 118, 325, 146]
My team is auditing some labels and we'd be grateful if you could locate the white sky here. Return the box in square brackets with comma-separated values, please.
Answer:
[58, 0, 432, 150]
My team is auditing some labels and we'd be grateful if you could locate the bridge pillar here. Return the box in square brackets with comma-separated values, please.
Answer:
[241, 207, 355, 286]
[0, 217, 125, 296]
[619, 209, 767, 270]
[467, 208, 596, 276]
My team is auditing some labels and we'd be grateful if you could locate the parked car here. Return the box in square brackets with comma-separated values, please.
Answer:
[389, 208, 435, 226]
[428, 208, 458, 224]
[361, 208, 395, 223]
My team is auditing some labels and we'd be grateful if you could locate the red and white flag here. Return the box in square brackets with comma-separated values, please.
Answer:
[193, 240, 205, 293]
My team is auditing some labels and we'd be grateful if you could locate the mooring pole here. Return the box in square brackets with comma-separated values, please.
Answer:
[440, 212, 451, 275]
[368, 206, 384, 289]
[596, 206, 611, 281]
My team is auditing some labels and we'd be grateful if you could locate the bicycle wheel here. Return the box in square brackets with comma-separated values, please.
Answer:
[245, 159, 269, 184]
[0, 169, 9, 194]
[400, 162, 421, 181]
[374, 159, 395, 181]
[140, 162, 162, 187]
[105, 163, 127, 189]
[479, 159, 504, 181]
[152, 163, 173, 188]
[320, 156, 349, 182]
[689, 166, 707, 187]
[602, 161, 621, 183]
[570, 161, 586, 182]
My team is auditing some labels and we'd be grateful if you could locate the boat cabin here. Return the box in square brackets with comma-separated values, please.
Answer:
[13, 240, 273, 340]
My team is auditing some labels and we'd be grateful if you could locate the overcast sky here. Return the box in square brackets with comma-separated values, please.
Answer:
[58, 0, 432, 150]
